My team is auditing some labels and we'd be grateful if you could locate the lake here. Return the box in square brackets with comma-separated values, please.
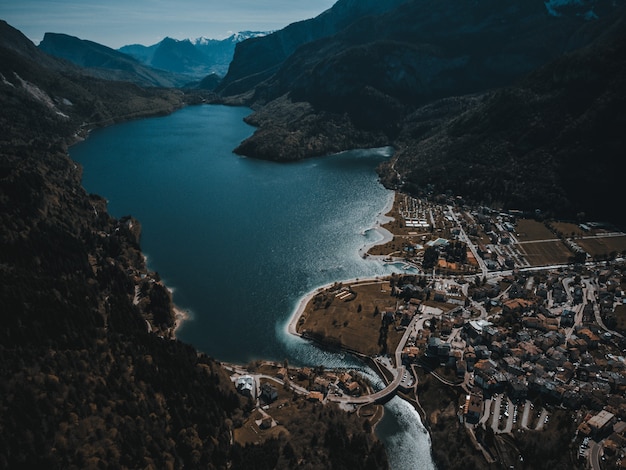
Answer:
[71, 104, 435, 470]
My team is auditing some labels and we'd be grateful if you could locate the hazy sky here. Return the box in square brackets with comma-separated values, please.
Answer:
[1, 0, 337, 48]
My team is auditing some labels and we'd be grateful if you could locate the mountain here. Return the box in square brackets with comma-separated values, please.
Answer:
[119, 32, 267, 79]
[0, 22, 187, 133]
[216, 0, 408, 96]
[389, 1, 626, 225]
[150, 37, 211, 75]
[38, 32, 194, 87]
[116, 42, 158, 64]
[221, 0, 626, 224]
[385, 14, 626, 224]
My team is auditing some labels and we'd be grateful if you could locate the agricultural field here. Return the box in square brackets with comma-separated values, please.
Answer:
[514, 219, 556, 242]
[549, 221, 588, 238]
[516, 240, 573, 266]
[577, 235, 626, 258]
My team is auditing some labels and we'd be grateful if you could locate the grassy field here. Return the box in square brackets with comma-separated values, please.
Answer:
[577, 236, 626, 258]
[550, 221, 587, 238]
[297, 280, 404, 356]
[514, 219, 556, 241]
[516, 240, 573, 266]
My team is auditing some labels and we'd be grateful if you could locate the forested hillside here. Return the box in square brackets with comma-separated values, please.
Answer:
[220, 0, 626, 225]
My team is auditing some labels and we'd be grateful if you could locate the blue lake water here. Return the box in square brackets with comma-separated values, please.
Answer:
[71, 104, 434, 469]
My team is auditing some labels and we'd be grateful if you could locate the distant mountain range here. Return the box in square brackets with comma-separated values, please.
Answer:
[38, 32, 193, 88]
[119, 32, 267, 79]
[220, 0, 626, 224]
[37, 31, 267, 89]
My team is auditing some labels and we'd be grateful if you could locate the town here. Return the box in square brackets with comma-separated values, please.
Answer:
[230, 193, 626, 469]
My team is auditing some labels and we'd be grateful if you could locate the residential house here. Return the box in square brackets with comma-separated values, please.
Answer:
[313, 376, 331, 393]
[307, 391, 324, 403]
[464, 392, 483, 424]
[507, 377, 528, 400]
[260, 383, 278, 404]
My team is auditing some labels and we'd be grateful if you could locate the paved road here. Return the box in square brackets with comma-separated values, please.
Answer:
[520, 400, 532, 429]
[480, 398, 493, 426]
[448, 206, 488, 277]
[535, 408, 549, 430]
[491, 394, 502, 433]
[589, 440, 602, 470]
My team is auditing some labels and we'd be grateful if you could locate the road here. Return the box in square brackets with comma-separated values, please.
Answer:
[589, 440, 603, 470]
[448, 206, 488, 277]
[325, 366, 406, 405]
[520, 400, 532, 429]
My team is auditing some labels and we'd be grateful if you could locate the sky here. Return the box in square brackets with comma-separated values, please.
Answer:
[0, 0, 337, 49]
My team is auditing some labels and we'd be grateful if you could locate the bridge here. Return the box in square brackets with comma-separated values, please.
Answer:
[325, 365, 406, 405]
[325, 301, 423, 406]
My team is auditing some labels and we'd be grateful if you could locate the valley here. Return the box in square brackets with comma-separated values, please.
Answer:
[1, 0, 626, 468]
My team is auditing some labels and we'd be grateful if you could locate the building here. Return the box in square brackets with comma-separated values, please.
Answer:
[236, 375, 256, 399]
[464, 392, 483, 424]
[587, 410, 615, 437]
[260, 383, 278, 404]
[307, 391, 324, 403]
[276, 367, 288, 380]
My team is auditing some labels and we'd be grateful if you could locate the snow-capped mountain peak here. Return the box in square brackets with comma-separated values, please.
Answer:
[191, 31, 268, 46]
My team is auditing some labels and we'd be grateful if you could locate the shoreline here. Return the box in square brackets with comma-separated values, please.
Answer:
[358, 191, 395, 258]
[287, 190, 397, 338]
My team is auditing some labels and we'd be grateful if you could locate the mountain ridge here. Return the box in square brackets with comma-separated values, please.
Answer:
[216, 0, 409, 96]
[119, 32, 268, 79]
[38, 32, 195, 88]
